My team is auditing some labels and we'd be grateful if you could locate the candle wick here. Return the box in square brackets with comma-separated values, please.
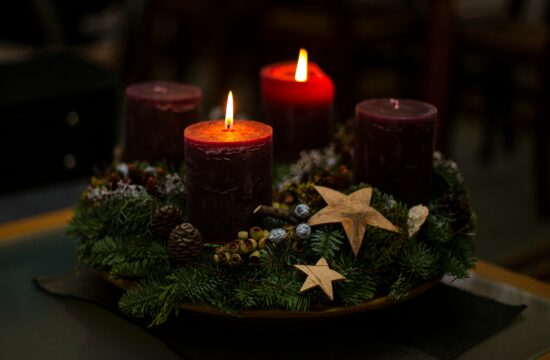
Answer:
[390, 98, 399, 110]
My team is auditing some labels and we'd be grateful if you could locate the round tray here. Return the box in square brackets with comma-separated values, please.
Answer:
[100, 272, 440, 320]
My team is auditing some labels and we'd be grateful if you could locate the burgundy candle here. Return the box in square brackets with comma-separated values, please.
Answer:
[184, 93, 273, 243]
[124, 81, 201, 166]
[260, 49, 335, 161]
[354, 98, 437, 205]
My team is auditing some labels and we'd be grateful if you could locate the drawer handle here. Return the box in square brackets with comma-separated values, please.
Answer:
[66, 111, 79, 127]
[63, 154, 77, 169]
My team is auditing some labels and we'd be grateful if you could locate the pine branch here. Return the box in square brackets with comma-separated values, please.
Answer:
[118, 278, 170, 321]
[309, 226, 344, 259]
[85, 236, 170, 277]
[399, 242, 438, 280]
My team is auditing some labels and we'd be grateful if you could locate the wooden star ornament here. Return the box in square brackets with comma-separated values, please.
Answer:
[307, 186, 399, 256]
[294, 257, 346, 301]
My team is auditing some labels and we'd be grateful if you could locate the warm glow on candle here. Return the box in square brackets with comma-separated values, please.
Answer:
[295, 48, 308, 82]
[225, 91, 234, 130]
[390, 98, 400, 110]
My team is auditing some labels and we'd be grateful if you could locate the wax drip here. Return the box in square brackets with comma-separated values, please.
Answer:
[153, 86, 168, 93]
[390, 98, 399, 110]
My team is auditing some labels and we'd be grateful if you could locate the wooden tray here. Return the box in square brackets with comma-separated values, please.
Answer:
[100, 272, 440, 320]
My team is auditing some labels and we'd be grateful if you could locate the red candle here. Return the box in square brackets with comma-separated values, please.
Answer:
[354, 98, 437, 206]
[184, 92, 273, 243]
[260, 49, 335, 161]
[124, 81, 201, 166]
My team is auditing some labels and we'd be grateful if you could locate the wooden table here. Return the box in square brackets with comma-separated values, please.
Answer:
[0, 209, 549, 359]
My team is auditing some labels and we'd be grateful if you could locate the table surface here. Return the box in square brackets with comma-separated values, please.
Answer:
[1, 209, 549, 360]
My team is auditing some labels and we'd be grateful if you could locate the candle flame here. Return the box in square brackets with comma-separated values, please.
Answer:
[225, 91, 233, 130]
[295, 48, 308, 82]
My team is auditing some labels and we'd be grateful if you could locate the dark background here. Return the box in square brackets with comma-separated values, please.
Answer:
[0, 0, 548, 280]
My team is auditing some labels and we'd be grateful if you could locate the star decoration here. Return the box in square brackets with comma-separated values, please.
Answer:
[294, 257, 346, 301]
[307, 186, 399, 256]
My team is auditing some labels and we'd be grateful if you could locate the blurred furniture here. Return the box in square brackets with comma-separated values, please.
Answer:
[123, 0, 263, 109]
[258, 1, 426, 122]
[453, 0, 550, 218]
[0, 52, 118, 193]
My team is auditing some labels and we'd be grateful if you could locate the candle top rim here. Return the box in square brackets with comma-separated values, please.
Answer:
[126, 81, 202, 103]
[260, 61, 326, 82]
[356, 98, 437, 121]
[184, 120, 272, 146]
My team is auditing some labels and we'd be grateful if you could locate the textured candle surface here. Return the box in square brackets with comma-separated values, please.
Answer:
[184, 120, 272, 243]
[354, 99, 436, 206]
[125, 81, 201, 166]
[260, 61, 334, 161]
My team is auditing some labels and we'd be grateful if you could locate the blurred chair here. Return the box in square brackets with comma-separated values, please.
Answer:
[122, 0, 263, 108]
[0, 52, 118, 193]
[453, 0, 550, 217]
[0, 1, 122, 193]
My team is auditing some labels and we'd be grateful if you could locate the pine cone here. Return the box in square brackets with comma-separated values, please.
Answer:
[109, 172, 121, 189]
[151, 205, 184, 241]
[319, 165, 351, 190]
[128, 164, 147, 185]
[146, 176, 162, 198]
[168, 223, 204, 264]
[439, 194, 472, 232]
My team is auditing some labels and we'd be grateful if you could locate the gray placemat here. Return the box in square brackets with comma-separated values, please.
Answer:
[35, 270, 526, 360]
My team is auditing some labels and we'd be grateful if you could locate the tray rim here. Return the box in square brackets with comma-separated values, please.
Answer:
[99, 271, 440, 319]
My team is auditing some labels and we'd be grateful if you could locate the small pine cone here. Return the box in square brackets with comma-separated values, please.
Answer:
[333, 165, 351, 189]
[109, 172, 121, 189]
[168, 223, 204, 264]
[438, 194, 472, 232]
[146, 176, 162, 198]
[151, 205, 184, 241]
[128, 164, 147, 185]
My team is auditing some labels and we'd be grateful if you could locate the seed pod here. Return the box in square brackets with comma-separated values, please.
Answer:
[249, 250, 262, 264]
[238, 231, 248, 241]
[258, 237, 268, 249]
[213, 253, 223, 264]
[250, 226, 264, 241]
[221, 240, 240, 254]
[295, 223, 311, 240]
[294, 204, 311, 220]
[239, 238, 257, 254]
[230, 253, 242, 267]
[269, 228, 287, 244]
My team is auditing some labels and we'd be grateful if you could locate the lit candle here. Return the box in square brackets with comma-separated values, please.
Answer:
[184, 92, 273, 243]
[260, 49, 335, 161]
[124, 81, 202, 166]
[354, 98, 437, 205]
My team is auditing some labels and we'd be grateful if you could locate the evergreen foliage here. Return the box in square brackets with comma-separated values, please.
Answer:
[68, 155, 477, 325]
[309, 226, 344, 259]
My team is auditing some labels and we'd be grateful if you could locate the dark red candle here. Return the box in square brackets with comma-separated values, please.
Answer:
[354, 98, 437, 206]
[124, 81, 201, 166]
[260, 49, 335, 161]
[184, 93, 273, 243]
